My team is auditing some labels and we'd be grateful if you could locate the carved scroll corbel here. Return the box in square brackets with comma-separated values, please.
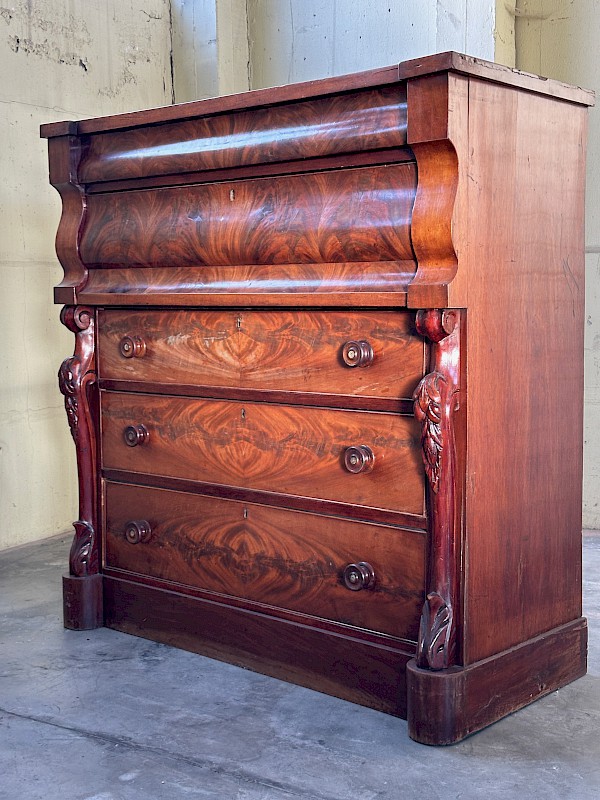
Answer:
[58, 305, 98, 576]
[413, 309, 461, 670]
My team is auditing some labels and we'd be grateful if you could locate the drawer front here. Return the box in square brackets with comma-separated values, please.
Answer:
[104, 481, 426, 641]
[80, 86, 408, 183]
[101, 392, 424, 516]
[98, 309, 425, 401]
[80, 165, 416, 269]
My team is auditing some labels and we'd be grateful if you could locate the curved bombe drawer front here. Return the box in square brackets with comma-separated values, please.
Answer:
[98, 309, 425, 402]
[103, 481, 426, 641]
[100, 392, 424, 516]
[79, 164, 416, 270]
[79, 86, 408, 183]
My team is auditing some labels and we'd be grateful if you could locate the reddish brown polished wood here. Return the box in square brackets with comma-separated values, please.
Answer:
[79, 262, 414, 306]
[58, 306, 99, 578]
[79, 165, 416, 269]
[413, 309, 461, 670]
[103, 574, 414, 716]
[101, 392, 424, 515]
[97, 309, 425, 402]
[103, 481, 425, 641]
[79, 86, 408, 183]
[43, 52, 592, 745]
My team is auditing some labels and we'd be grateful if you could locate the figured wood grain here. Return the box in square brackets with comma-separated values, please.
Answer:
[85, 147, 415, 195]
[99, 381, 416, 415]
[79, 165, 417, 269]
[98, 309, 425, 401]
[79, 263, 413, 305]
[100, 392, 424, 515]
[102, 469, 426, 529]
[103, 482, 425, 640]
[79, 86, 408, 183]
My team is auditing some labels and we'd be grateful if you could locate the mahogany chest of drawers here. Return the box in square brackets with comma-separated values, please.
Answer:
[42, 52, 593, 745]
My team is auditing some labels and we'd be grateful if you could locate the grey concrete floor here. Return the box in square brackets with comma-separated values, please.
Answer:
[1, 535, 599, 800]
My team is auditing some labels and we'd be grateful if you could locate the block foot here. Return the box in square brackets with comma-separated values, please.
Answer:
[407, 618, 587, 745]
[63, 573, 103, 630]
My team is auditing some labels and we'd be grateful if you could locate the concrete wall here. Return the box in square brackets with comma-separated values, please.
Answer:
[515, 0, 600, 529]
[247, 0, 496, 89]
[0, 0, 173, 550]
[171, 0, 250, 101]
[172, 1, 505, 98]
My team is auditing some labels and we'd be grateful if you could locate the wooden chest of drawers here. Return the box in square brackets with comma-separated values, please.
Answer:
[42, 52, 593, 744]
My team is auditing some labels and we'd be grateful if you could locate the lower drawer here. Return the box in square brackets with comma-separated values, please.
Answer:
[103, 481, 426, 641]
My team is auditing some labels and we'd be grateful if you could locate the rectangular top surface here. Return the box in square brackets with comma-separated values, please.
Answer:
[40, 51, 594, 138]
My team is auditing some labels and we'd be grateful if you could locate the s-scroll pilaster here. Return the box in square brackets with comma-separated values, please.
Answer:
[413, 309, 461, 670]
[59, 305, 102, 629]
[46, 128, 88, 305]
[405, 73, 465, 309]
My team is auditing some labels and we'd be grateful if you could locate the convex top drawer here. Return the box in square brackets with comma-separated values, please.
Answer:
[98, 309, 425, 402]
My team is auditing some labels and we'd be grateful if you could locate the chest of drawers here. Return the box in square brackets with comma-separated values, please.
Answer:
[42, 52, 593, 745]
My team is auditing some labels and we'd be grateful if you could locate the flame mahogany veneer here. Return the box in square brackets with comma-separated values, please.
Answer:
[42, 52, 593, 745]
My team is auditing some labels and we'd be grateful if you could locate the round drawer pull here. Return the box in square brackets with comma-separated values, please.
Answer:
[124, 520, 152, 544]
[344, 445, 375, 474]
[123, 424, 149, 447]
[343, 562, 376, 591]
[119, 335, 146, 359]
[341, 340, 374, 368]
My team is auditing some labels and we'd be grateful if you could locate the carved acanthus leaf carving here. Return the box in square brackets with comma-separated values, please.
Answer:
[413, 309, 461, 672]
[59, 306, 98, 578]
[417, 592, 455, 670]
[69, 520, 98, 577]
[413, 371, 445, 494]
[58, 356, 81, 440]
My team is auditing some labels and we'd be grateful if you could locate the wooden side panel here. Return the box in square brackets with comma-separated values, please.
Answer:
[79, 86, 408, 183]
[100, 392, 425, 515]
[79, 165, 417, 269]
[98, 309, 425, 401]
[104, 482, 426, 640]
[453, 80, 588, 663]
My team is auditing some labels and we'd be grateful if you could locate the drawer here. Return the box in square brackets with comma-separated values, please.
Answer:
[101, 392, 424, 516]
[103, 481, 426, 641]
[80, 165, 416, 269]
[98, 309, 425, 402]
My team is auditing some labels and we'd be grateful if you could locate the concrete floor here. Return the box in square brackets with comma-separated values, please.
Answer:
[1, 535, 599, 800]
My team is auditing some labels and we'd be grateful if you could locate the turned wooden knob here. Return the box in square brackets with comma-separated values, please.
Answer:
[344, 445, 375, 473]
[119, 335, 146, 359]
[343, 562, 376, 591]
[341, 340, 374, 368]
[124, 520, 152, 544]
[123, 424, 149, 447]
